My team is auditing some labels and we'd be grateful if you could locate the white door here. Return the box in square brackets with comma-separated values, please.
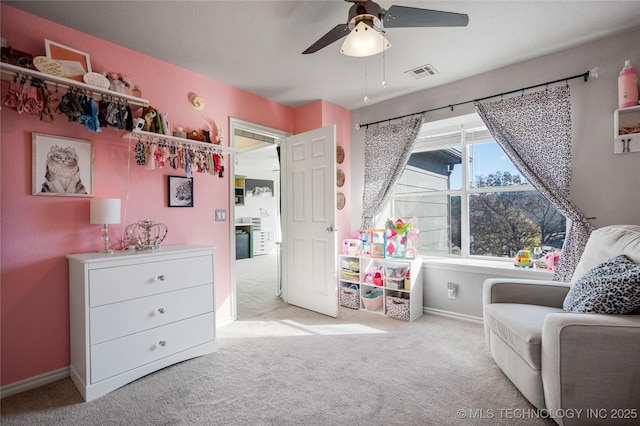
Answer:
[281, 125, 337, 317]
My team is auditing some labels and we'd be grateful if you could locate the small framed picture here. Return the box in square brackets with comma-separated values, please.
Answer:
[32, 133, 94, 197]
[168, 176, 194, 207]
[45, 39, 91, 82]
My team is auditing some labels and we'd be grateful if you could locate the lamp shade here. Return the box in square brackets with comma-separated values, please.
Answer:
[90, 198, 121, 225]
[340, 21, 391, 57]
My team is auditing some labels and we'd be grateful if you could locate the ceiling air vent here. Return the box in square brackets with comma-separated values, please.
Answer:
[405, 64, 438, 80]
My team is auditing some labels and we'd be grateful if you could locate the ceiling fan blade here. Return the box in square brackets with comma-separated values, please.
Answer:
[383, 5, 469, 28]
[302, 23, 350, 54]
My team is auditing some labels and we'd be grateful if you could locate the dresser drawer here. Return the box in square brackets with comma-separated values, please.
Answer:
[90, 284, 214, 345]
[89, 254, 213, 307]
[90, 312, 215, 384]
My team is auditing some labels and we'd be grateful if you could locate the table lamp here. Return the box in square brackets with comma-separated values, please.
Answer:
[90, 198, 121, 253]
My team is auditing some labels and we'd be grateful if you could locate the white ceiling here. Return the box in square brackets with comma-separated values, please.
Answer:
[6, 1, 640, 111]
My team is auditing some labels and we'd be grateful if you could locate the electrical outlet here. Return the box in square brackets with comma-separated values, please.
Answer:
[0, 37, 7, 48]
[447, 282, 458, 300]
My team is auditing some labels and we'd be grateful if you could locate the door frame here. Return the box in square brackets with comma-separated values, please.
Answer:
[228, 117, 291, 321]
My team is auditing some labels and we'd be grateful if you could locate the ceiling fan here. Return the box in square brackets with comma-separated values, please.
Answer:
[302, 0, 469, 56]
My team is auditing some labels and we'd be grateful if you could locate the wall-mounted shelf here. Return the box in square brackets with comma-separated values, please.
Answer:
[123, 129, 236, 154]
[614, 105, 640, 154]
[0, 62, 149, 107]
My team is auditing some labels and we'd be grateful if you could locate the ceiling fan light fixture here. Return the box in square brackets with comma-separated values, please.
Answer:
[340, 21, 390, 57]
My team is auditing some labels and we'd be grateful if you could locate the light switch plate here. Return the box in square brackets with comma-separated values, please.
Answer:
[0, 38, 7, 48]
[215, 210, 226, 221]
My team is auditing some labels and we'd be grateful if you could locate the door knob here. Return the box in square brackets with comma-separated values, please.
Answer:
[326, 226, 337, 234]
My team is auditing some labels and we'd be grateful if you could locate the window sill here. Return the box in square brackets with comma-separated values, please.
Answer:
[420, 255, 554, 279]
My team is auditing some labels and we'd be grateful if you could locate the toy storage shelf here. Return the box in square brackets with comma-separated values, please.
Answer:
[338, 255, 423, 322]
[614, 105, 640, 154]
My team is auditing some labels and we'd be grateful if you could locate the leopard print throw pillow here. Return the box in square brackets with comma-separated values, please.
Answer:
[563, 255, 640, 314]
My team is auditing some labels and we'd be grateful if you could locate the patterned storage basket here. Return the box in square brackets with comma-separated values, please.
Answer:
[339, 286, 360, 309]
[385, 296, 410, 321]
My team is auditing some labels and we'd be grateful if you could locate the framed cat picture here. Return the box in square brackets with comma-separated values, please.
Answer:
[168, 176, 194, 207]
[32, 133, 94, 197]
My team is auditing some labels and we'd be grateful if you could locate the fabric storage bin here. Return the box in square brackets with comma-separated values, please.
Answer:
[361, 288, 383, 310]
[339, 285, 360, 309]
[386, 295, 410, 321]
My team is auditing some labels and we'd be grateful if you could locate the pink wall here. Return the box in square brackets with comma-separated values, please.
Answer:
[321, 101, 354, 245]
[1, 5, 350, 387]
[294, 100, 353, 246]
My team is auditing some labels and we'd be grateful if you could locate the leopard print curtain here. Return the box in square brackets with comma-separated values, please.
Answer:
[475, 86, 593, 282]
[360, 115, 424, 230]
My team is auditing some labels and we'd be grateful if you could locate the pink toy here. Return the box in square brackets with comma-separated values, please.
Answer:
[372, 270, 383, 286]
[342, 239, 361, 255]
[544, 252, 561, 271]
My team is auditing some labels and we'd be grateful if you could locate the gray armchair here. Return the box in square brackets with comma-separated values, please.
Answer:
[483, 225, 640, 425]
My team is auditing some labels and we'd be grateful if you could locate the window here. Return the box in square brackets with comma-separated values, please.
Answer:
[391, 113, 565, 259]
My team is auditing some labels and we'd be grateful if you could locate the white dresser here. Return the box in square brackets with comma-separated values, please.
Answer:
[67, 244, 217, 401]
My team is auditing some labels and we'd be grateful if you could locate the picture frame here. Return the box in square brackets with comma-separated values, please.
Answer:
[32, 133, 94, 197]
[245, 178, 274, 197]
[44, 39, 92, 82]
[168, 176, 194, 207]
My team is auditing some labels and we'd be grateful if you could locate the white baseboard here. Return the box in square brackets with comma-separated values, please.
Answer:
[217, 316, 235, 327]
[1, 366, 70, 399]
[424, 307, 483, 324]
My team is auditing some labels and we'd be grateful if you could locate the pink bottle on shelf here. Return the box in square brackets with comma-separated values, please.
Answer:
[618, 60, 638, 108]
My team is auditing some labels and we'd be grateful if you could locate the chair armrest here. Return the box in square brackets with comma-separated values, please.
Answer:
[541, 313, 640, 424]
[483, 278, 570, 308]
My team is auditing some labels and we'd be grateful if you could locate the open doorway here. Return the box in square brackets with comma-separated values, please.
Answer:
[229, 118, 291, 320]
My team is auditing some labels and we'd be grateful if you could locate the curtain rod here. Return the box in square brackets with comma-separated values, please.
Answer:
[356, 68, 599, 129]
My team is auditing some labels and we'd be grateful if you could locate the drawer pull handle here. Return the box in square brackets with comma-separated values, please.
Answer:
[158, 340, 167, 347]
[155, 275, 166, 282]
[157, 307, 166, 314]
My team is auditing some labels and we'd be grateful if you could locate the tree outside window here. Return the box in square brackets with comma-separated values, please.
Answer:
[390, 114, 565, 259]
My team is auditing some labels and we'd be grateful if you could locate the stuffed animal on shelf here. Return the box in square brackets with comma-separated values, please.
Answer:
[142, 106, 157, 132]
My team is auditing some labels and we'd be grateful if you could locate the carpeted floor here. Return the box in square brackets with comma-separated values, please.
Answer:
[1, 255, 554, 425]
[235, 253, 283, 320]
